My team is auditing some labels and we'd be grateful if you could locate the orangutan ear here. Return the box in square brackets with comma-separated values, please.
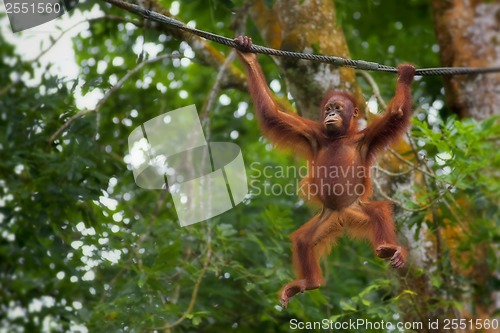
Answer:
[353, 107, 359, 118]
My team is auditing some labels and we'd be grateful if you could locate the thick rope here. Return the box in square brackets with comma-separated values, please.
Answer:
[103, 0, 500, 76]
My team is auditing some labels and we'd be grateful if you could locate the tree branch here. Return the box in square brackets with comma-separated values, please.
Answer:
[357, 70, 387, 110]
[158, 226, 213, 332]
[103, 0, 247, 91]
[48, 53, 183, 145]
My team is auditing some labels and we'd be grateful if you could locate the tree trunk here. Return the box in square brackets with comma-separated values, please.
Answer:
[431, 2, 500, 330]
[431, 0, 500, 120]
[249, 0, 364, 119]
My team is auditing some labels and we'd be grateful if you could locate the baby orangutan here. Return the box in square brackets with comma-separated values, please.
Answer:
[234, 36, 415, 307]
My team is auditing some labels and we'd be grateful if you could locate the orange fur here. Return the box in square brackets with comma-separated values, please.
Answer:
[234, 35, 415, 307]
